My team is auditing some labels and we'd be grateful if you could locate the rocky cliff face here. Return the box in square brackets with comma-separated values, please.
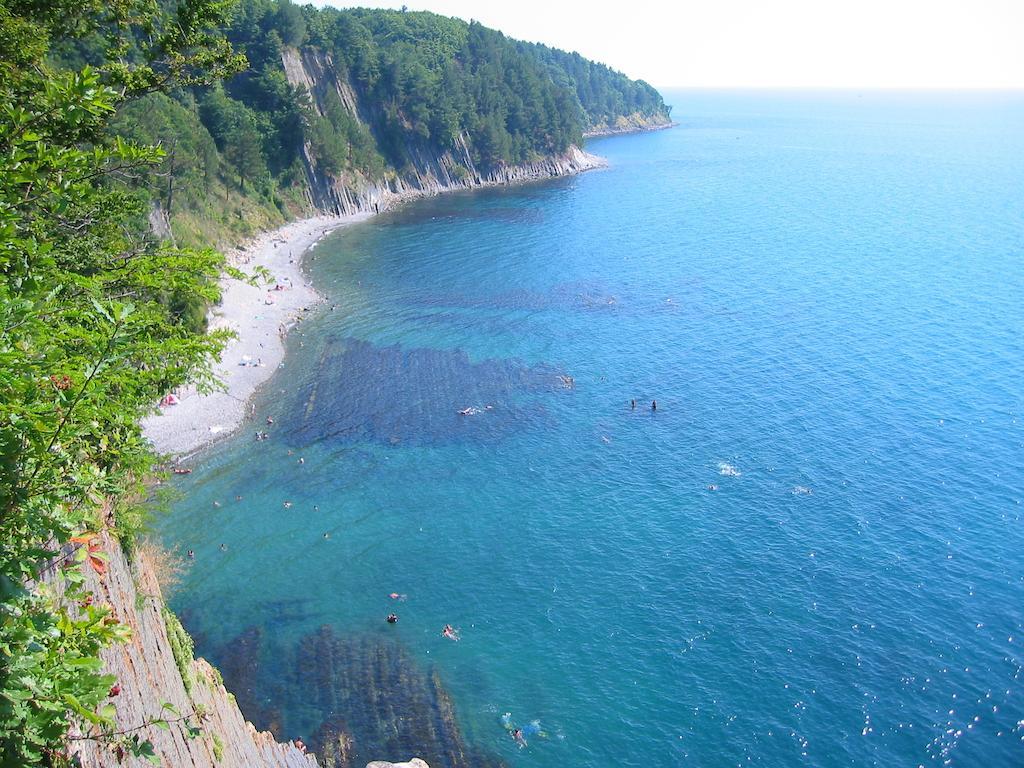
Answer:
[281, 47, 606, 218]
[583, 110, 676, 138]
[52, 533, 437, 768]
[53, 534, 315, 768]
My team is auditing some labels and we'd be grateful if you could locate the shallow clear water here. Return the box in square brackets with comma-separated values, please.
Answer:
[159, 90, 1024, 767]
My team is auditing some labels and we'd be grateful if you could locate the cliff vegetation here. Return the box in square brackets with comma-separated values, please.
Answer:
[0, 0, 669, 764]
[71, 1, 673, 247]
[0, 0, 243, 763]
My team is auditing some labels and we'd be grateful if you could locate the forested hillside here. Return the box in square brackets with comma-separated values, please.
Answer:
[79, 1, 672, 245]
[1, 0, 246, 762]
[0, 3, 668, 761]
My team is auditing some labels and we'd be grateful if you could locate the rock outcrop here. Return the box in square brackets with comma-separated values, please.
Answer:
[281, 47, 606, 219]
[209, 624, 505, 768]
[583, 110, 676, 137]
[53, 534, 316, 768]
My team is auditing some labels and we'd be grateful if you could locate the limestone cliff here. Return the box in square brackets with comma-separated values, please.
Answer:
[281, 47, 606, 218]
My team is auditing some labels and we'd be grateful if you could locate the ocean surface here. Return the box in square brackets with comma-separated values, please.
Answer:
[158, 90, 1024, 767]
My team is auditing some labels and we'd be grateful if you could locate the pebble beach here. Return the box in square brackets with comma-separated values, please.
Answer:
[141, 213, 372, 457]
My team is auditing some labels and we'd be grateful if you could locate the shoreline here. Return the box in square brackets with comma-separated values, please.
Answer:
[142, 147, 606, 459]
[583, 119, 677, 139]
[141, 213, 372, 458]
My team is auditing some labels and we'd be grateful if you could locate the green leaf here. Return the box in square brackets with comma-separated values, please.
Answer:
[89, 298, 113, 323]
[64, 657, 103, 671]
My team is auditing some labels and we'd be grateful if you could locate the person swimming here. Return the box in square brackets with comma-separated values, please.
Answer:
[651, 400, 657, 411]
[442, 624, 459, 641]
[386, 613, 398, 624]
[501, 713, 545, 748]
[501, 714, 527, 747]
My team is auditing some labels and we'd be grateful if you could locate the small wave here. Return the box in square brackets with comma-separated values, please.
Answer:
[718, 462, 741, 477]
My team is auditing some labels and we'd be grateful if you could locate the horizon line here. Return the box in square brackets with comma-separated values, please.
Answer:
[654, 84, 1024, 92]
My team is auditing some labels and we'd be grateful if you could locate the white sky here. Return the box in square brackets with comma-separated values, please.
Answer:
[307, 0, 1024, 89]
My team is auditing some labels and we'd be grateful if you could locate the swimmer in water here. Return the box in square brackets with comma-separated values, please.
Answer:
[651, 400, 657, 411]
[631, 399, 635, 409]
[442, 624, 459, 641]
[386, 613, 398, 624]
[502, 713, 541, 747]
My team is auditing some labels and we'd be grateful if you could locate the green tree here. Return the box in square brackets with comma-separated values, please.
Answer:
[275, 0, 306, 47]
[199, 87, 270, 189]
[225, 116, 269, 188]
[0, 0, 243, 763]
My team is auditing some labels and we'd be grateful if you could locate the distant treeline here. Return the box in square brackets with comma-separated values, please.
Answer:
[56, 0, 671, 244]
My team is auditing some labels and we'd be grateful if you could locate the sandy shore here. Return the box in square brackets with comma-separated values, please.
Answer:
[142, 213, 372, 457]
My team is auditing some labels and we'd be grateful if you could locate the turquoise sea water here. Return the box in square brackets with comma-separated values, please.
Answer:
[159, 91, 1024, 767]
